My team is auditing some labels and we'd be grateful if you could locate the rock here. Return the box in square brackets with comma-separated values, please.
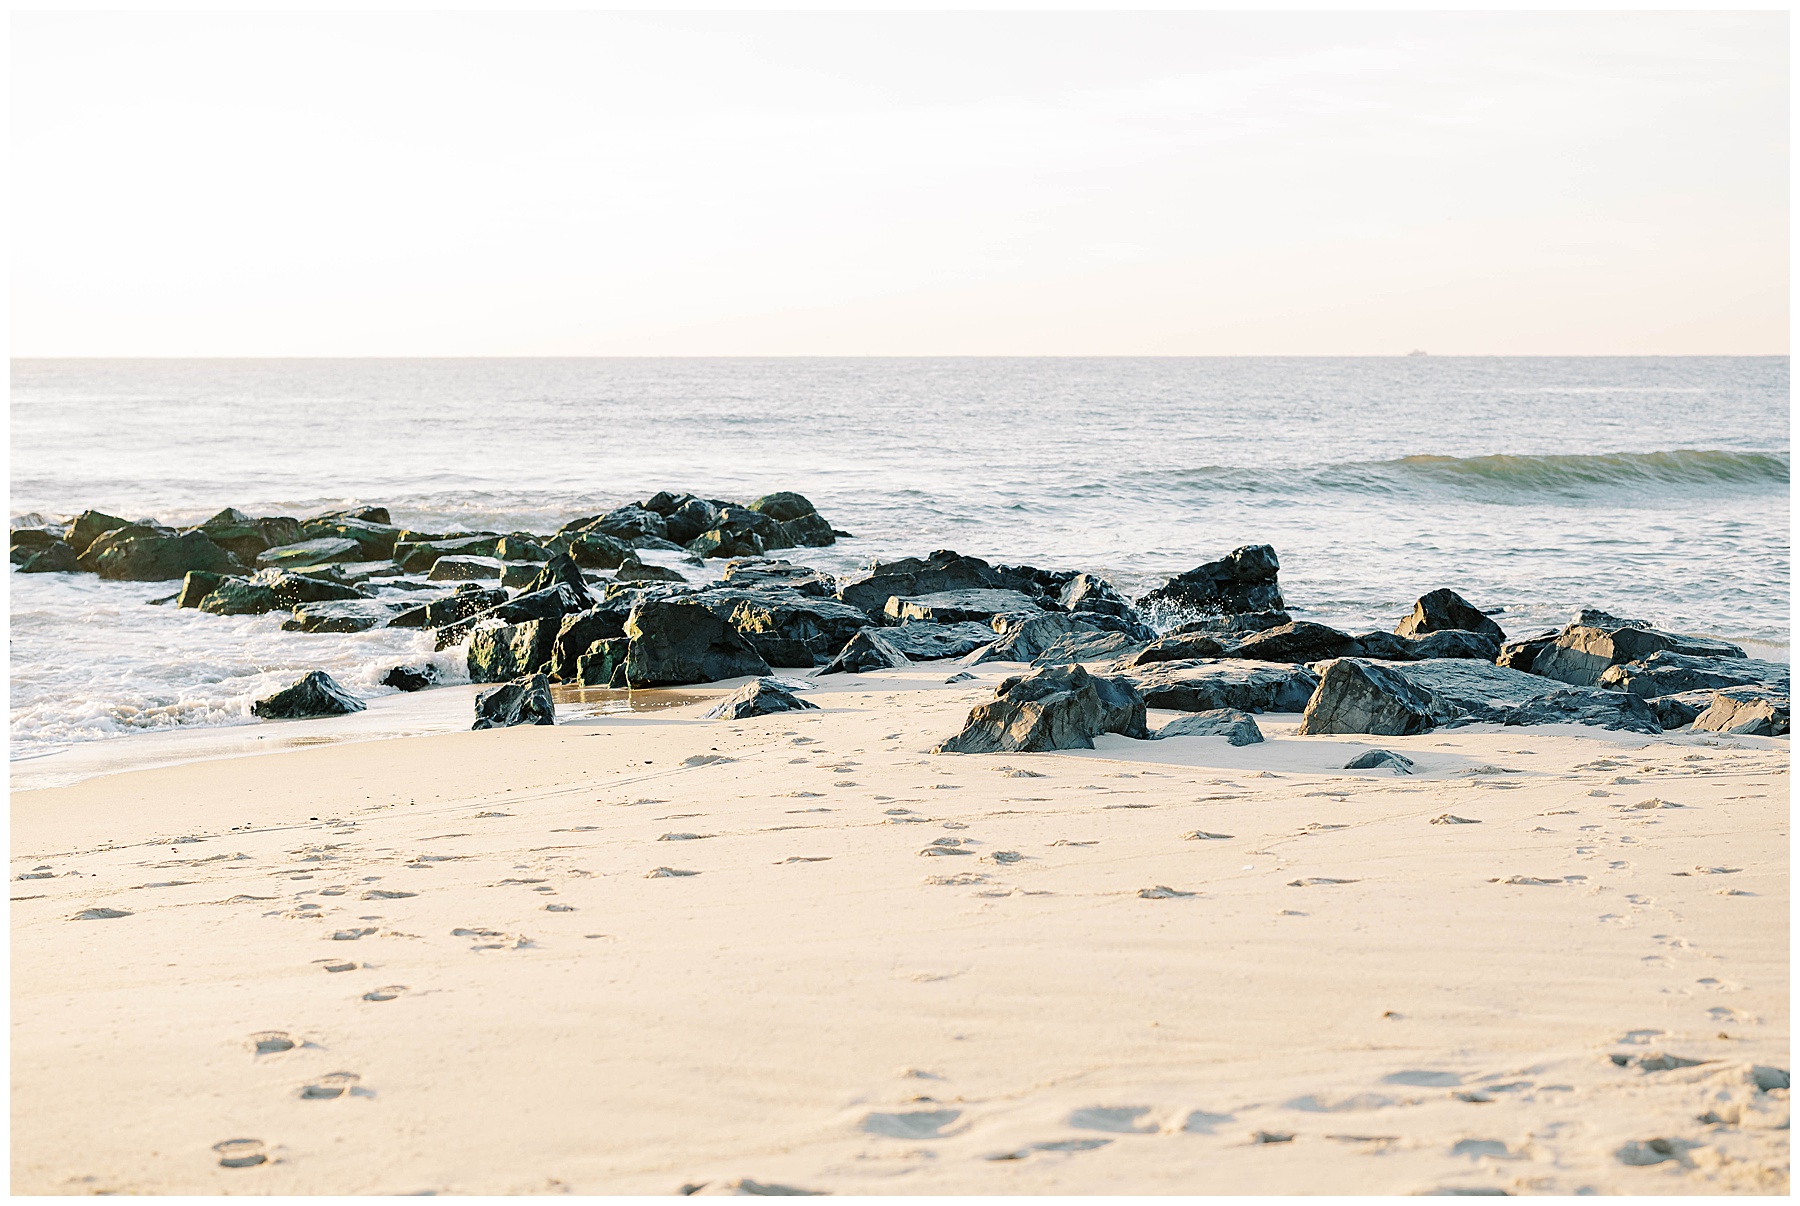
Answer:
[1298, 657, 1570, 736]
[1574, 608, 1648, 629]
[1345, 749, 1415, 772]
[573, 637, 631, 686]
[1597, 650, 1789, 698]
[622, 597, 772, 687]
[472, 673, 555, 729]
[251, 670, 365, 719]
[493, 535, 550, 563]
[517, 553, 597, 603]
[557, 530, 636, 570]
[704, 588, 872, 663]
[1057, 573, 1138, 622]
[1646, 690, 1715, 730]
[936, 664, 1147, 754]
[588, 506, 668, 543]
[1155, 708, 1264, 745]
[427, 555, 505, 582]
[1030, 630, 1146, 666]
[176, 570, 231, 607]
[310, 504, 391, 526]
[975, 611, 1144, 665]
[1124, 660, 1320, 713]
[836, 549, 1004, 619]
[390, 585, 511, 629]
[1169, 610, 1293, 638]
[1408, 629, 1503, 661]
[1492, 688, 1663, 735]
[435, 583, 594, 650]
[818, 629, 912, 674]
[256, 537, 363, 569]
[383, 664, 439, 692]
[706, 678, 821, 719]
[9, 528, 60, 564]
[720, 558, 834, 597]
[885, 588, 1044, 626]
[394, 535, 503, 574]
[16, 540, 80, 573]
[880, 621, 998, 662]
[747, 492, 818, 523]
[1232, 621, 1363, 663]
[1497, 630, 1559, 673]
[1125, 633, 1228, 667]
[95, 531, 240, 581]
[662, 497, 719, 545]
[198, 578, 280, 615]
[75, 524, 171, 572]
[686, 528, 765, 560]
[298, 516, 402, 560]
[500, 563, 545, 588]
[779, 511, 836, 548]
[1395, 588, 1506, 642]
[281, 599, 411, 633]
[1138, 545, 1283, 617]
[613, 561, 688, 583]
[64, 509, 132, 554]
[1693, 686, 1790, 736]
[1532, 622, 1746, 686]
[549, 608, 629, 679]
[467, 618, 561, 683]
[200, 568, 366, 615]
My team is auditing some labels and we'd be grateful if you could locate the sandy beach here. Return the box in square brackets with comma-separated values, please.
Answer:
[11, 668, 1789, 1195]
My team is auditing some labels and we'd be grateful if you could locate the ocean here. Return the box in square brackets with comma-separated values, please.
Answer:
[9, 356, 1790, 757]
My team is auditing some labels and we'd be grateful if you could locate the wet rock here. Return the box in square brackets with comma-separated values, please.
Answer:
[706, 678, 820, 719]
[198, 578, 280, 615]
[1345, 749, 1415, 772]
[95, 531, 241, 581]
[1138, 545, 1283, 617]
[549, 608, 629, 679]
[16, 540, 80, 573]
[836, 549, 1005, 619]
[9, 528, 60, 565]
[252, 670, 366, 720]
[1408, 629, 1503, 661]
[281, 599, 412, 633]
[427, 555, 505, 582]
[1491, 688, 1662, 735]
[557, 530, 636, 570]
[936, 664, 1147, 754]
[880, 621, 999, 662]
[1298, 657, 1566, 736]
[256, 537, 363, 570]
[383, 664, 439, 692]
[390, 585, 511, 629]
[176, 570, 232, 607]
[818, 629, 912, 674]
[704, 588, 871, 663]
[190, 509, 276, 563]
[746, 492, 818, 524]
[1057, 572, 1139, 623]
[394, 535, 503, 574]
[75, 524, 173, 572]
[1124, 660, 1319, 713]
[1395, 588, 1506, 642]
[1031, 630, 1146, 666]
[64, 509, 133, 555]
[885, 588, 1045, 625]
[493, 535, 550, 563]
[1496, 630, 1558, 673]
[686, 527, 766, 560]
[573, 637, 631, 686]
[1597, 650, 1789, 698]
[622, 597, 772, 687]
[613, 561, 688, 584]
[1693, 686, 1790, 736]
[661, 497, 717, 544]
[719, 558, 834, 597]
[517, 553, 597, 603]
[472, 673, 555, 729]
[1645, 690, 1715, 730]
[435, 583, 593, 650]
[1124, 633, 1229, 667]
[974, 611, 1148, 665]
[467, 618, 561, 683]
[500, 563, 546, 588]
[1168, 610, 1293, 639]
[1532, 621, 1746, 687]
[310, 504, 391, 526]
[298, 516, 402, 560]
[1155, 708, 1264, 745]
[779, 510, 836, 547]
[1232, 621, 1363, 663]
[589, 505, 669, 543]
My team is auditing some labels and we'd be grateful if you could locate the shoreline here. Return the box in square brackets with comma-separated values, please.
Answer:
[12, 668, 1789, 1195]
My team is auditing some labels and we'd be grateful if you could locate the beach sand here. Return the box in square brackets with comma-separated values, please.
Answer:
[11, 667, 1790, 1195]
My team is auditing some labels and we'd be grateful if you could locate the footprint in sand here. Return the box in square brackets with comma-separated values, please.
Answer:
[250, 1031, 297, 1055]
[297, 1071, 363, 1100]
[313, 958, 359, 973]
[1384, 1070, 1464, 1087]
[986, 1138, 1112, 1161]
[1250, 1131, 1295, 1144]
[1138, 886, 1195, 899]
[862, 1108, 963, 1139]
[1284, 1093, 1397, 1113]
[543, 902, 577, 911]
[1184, 831, 1234, 841]
[777, 857, 831, 864]
[213, 1138, 268, 1168]
[330, 927, 378, 941]
[659, 833, 713, 842]
[71, 907, 131, 920]
[1069, 1106, 1158, 1133]
[1432, 815, 1481, 825]
[361, 985, 407, 1002]
[1288, 878, 1359, 888]
[1615, 1137, 1696, 1166]
[451, 927, 531, 951]
[646, 867, 700, 878]
[1181, 1110, 1235, 1134]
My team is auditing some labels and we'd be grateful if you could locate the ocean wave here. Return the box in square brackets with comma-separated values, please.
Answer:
[1159, 450, 1789, 500]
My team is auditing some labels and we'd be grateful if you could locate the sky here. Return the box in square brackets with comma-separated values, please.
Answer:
[10, 11, 1789, 356]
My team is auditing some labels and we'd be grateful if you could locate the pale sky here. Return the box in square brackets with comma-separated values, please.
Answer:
[11, 11, 1789, 356]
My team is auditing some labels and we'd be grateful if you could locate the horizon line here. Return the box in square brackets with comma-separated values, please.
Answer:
[11, 352, 1792, 362]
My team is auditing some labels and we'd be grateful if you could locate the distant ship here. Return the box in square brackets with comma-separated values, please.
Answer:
[1406, 349, 1428, 357]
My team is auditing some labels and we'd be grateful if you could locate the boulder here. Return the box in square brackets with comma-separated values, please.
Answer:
[1395, 589, 1506, 642]
[779, 511, 836, 548]
[427, 555, 505, 582]
[1532, 621, 1746, 687]
[16, 540, 80, 573]
[817, 629, 912, 674]
[1645, 690, 1715, 730]
[298, 516, 402, 560]
[746, 492, 818, 524]
[394, 535, 503, 574]
[1489, 688, 1663, 735]
[589, 505, 669, 544]
[706, 678, 821, 719]
[257, 569, 368, 607]
[467, 618, 561, 683]
[1597, 650, 1789, 698]
[719, 558, 834, 597]
[1168, 610, 1293, 638]
[935, 664, 1147, 754]
[1154, 708, 1264, 745]
[518, 553, 597, 603]
[558, 530, 636, 570]
[65, 509, 132, 555]
[1350, 629, 1502, 662]
[390, 585, 511, 629]
[256, 537, 363, 569]
[663, 497, 720, 545]
[10, 528, 60, 565]
[251, 670, 365, 720]
[972, 612, 1112, 665]
[435, 583, 592, 650]
[1345, 749, 1415, 773]
[622, 597, 772, 687]
[1496, 630, 1559, 673]
[1298, 657, 1568, 736]
[880, 621, 998, 662]
[310, 504, 391, 526]
[1232, 621, 1363, 663]
[500, 563, 546, 588]
[1122, 659, 1319, 714]
[383, 664, 439, 692]
[1057, 573, 1139, 623]
[198, 578, 280, 615]
[472, 673, 555, 729]
[95, 531, 240, 581]
[1137, 545, 1283, 617]
[190, 509, 275, 563]
[176, 570, 232, 607]
[613, 561, 688, 583]
[686, 528, 766, 560]
[836, 550, 1005, 619]
[1030, 630, 1146, 666]
[281, 599, 412, 633]
[75, 523, 172, 572]
[573, 637, 631, 686]
[493, 535, 550, 563]
[1693, 686, 1790, 736]
[884, 588, 1044, 626]
[1124, 633, 1228, 667]
[704, 588, 871, 663]
[549, 608, 629, 679]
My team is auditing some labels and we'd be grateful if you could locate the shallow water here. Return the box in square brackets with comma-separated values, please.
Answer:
[10, 356, 1789, 754]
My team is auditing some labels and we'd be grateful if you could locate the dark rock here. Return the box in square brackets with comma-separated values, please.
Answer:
[1409, 629, 1502, 661]
[435, 583, 593, 650]
[1138, 545, 1282, 617]
[1351, 631, 1421, 660]
[663, 498, 719, 545]
[281, 599, 411, 633]
[1574, 608, 1649, 630]
[557, 530, 636, 570]
[309, 505, 391, 526]
[96, 531, 240, 581]
[614, 561, 688, 583]
[1489, 688, 1663, 735]
[467, 619, 561, 683]
[719, 558, 834, 597]
[573, 637, 631, 686]
[251, 670, 365, 719]
[704, 588, 871, 662]
[640, 491, 695, 517]
[936, 664, 1147, 754]
[1155, 708, 1264, 745]
[383, 664, 439, 692]
[257, 569, 368, 607]
[1597, 650, 1789, 698]
[76, 524, 173, 572]
[1030, 630, 1146, 666]
[1297, 657, 1566, 736]
[1169, 610, 1294, 638]
[880, 621, 999, 662]
[780, 511, 836, 548]
[192, 509, 274, 563]
[176, 570, 232, 607]
[10, 528, 59, 564]
[590, 505, 670, 544]
[1693, 686, 1790, 736]
[518, 553, 597, 603]
[427, 555, 505, 581]
[884, 588, 1045, 625]
[394, 535, 503, 573]
[257, 537, 363, 569]
[391, 585, 511, 629]
[1345, 749, 1415, 773]
[1123, 660, 1319, 714]
[1232, 621, 1362, 663]
[818, 629, 912, 674]
[549, 608, 629, 679]
[198, 578, 279, 615]
[622, 597, 772, 687]
[17, 540, 80, 573]
[686, 528, 765, 560]
[836, 550, 1005, 619]
[747, 492, 818, 524]
[1395, 588, 1505, 642]
[1057, 573, 1138, 623]
[1532, 622, 1747, 687]
[1646, 690, 1715, 730]
[299, 516, 402, 560]
[254, 516, 305, 549]
[472, 673, 555, 729]
[1496, 630, 1559, 673]
[706, 678, 820, 719]
[975, 612, 1136, 665]
[493, 535, 550, 563]
[500, 563, 546, 588]
[65, 509, 132, 554]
